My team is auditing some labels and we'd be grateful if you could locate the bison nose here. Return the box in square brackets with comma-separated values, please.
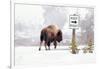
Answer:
[58, 40, 61, 42]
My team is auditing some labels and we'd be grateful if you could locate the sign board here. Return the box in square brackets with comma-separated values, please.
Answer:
[69, 14, 79, 29]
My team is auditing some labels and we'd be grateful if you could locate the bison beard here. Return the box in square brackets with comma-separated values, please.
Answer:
[39, 25, 62, 51]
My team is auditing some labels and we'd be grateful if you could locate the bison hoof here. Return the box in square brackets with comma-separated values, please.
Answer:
[39, 48, 41, 51]
[48, 48, 50, 50]
[54, 47, 56, 49]
[45, 48, 47, 50]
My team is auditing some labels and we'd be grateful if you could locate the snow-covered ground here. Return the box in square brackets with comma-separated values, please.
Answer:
[15, 46, 96, 67]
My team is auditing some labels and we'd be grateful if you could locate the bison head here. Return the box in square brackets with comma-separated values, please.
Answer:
[56, 30, 62, 42]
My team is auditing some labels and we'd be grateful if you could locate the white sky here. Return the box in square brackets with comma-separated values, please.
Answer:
[15, 4, 93, 39]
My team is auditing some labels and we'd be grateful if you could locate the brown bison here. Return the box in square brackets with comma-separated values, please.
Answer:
[39, 25, 62, 51]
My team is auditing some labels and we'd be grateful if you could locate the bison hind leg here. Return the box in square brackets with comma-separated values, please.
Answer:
[39, 33, 44, 51]
[39, 41, 42, 51]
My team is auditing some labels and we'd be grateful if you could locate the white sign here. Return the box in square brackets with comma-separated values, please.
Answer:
[69, 14, 79, 29]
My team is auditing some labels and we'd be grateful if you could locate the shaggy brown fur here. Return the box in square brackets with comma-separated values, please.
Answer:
[39, 25, 62, 51]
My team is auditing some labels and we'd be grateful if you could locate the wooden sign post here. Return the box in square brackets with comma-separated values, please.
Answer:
[69, 14, 79, 54]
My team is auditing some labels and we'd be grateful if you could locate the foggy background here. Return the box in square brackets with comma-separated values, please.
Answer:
[15, 4, 94, 46]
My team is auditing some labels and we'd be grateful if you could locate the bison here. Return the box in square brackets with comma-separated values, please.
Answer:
[39, 25, 62, 51]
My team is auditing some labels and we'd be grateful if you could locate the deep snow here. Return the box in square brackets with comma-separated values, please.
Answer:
[15, 46, 96, 67]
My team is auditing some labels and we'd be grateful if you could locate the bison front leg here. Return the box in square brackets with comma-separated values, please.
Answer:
[48, 42, 50, 50]
[44, 41, 47, 50]
[47, 41, 51, 50]
[54, 41, 57, 49]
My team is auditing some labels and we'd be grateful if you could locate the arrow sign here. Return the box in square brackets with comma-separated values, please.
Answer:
[69, 14, 79, 29]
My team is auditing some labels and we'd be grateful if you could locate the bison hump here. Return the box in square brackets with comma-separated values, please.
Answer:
[47, 24, 59, 30]
[47, 24, 59, 34]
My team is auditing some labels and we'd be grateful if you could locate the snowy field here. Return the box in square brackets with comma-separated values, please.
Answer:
[15, 46, 96, 67]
